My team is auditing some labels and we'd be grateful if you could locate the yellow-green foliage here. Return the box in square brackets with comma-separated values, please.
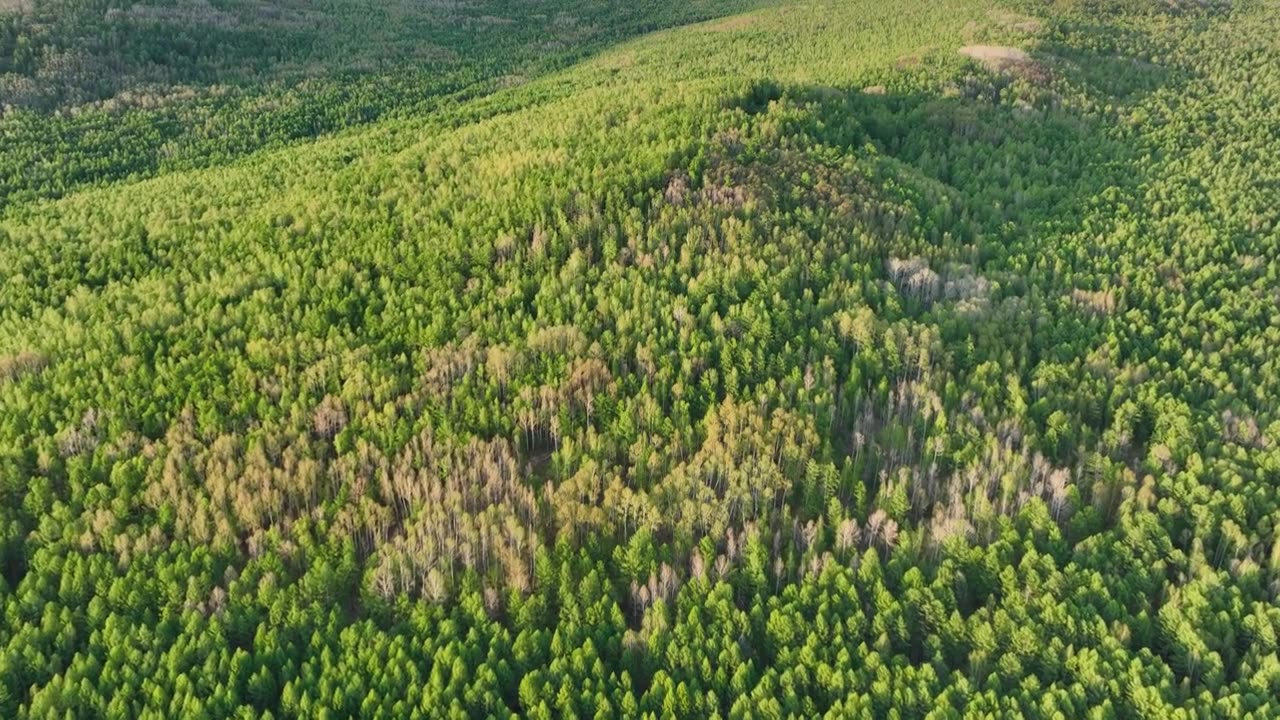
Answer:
[0, 0, 1278, 716]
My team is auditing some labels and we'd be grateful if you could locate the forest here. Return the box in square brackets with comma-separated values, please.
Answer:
[1, 0, 1278, 717]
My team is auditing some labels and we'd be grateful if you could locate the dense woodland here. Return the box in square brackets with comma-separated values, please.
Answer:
[0, 0, 765, 204]
[1, 0, 1279, 716]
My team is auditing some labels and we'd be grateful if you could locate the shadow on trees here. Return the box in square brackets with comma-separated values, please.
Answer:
[713, 26, 1193, 528]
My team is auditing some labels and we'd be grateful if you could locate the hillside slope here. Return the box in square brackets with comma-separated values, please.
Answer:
[0, 0, 768, 204]
[1, 0, 1279, 716]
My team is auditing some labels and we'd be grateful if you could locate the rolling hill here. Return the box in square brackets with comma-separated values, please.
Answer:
[1, 0, 1278, 716]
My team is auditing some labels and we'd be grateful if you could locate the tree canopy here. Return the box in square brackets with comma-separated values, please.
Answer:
[1, 0, 1278, 716]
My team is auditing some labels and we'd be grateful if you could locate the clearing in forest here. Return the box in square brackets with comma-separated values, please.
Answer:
[959, 44, 1030, 69]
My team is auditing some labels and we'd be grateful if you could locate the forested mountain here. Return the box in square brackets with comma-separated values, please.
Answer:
[0, 0, 764, 203]
[1, 0, 1278, 716]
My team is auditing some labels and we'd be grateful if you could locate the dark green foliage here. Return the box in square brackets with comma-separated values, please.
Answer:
[0, 0, 768, 204]
[1, 0, 1278, 717]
